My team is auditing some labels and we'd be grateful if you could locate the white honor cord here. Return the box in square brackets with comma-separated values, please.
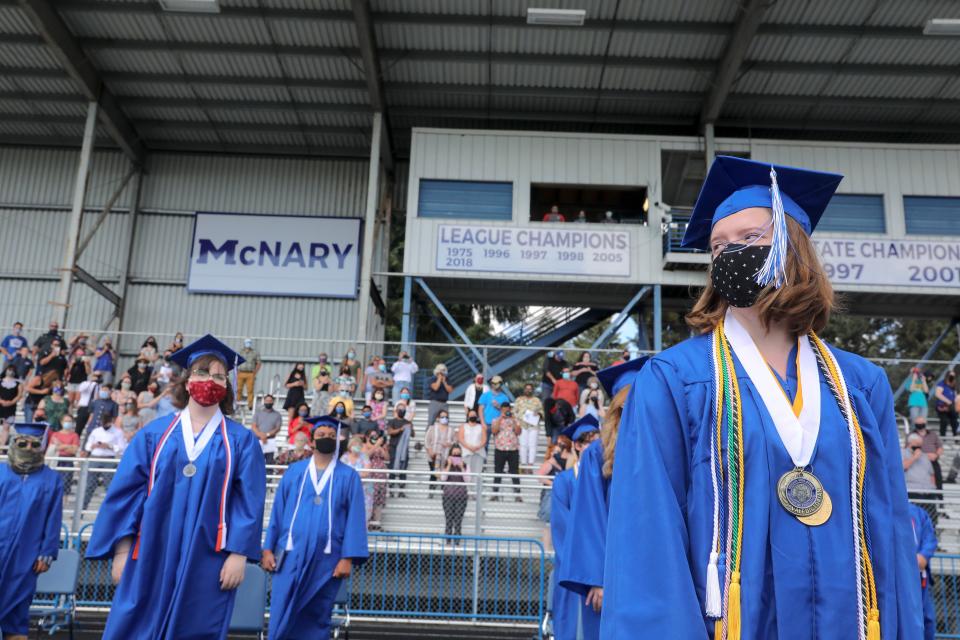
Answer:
[705, 330, 723, 618]
[180, 409, 223, 463]
[723, 309, 821, 468]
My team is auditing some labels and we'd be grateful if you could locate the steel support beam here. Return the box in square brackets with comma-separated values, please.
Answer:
[114, 169, 144, 335]
[590, 286, 651, 351]
[16, 0, 144, 164]
[414, 277, 488, 371]
[356, 111, 383, 346]
[400, 275, 413, 351]
[653, 284, 663, 352]
[54, 101, 96, 328]
[704, 122, 716, 167]
[351, 0, 394, 172]
[418, 301, 479, 378]
[75, 166, 136, 259]
[700, 0, 768, 126]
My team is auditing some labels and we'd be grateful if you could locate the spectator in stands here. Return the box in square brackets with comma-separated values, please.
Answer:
[0, 321, 27, 368]
[370, 389, 388, 429]
[909, 501, 937, 640]
[541, 350, 568, 403]
[574, 210, 588, 224]
[308, 352, 331, 385]
[113, 375, 136, 407]
[935, 371, 958, 437]
[10, 346, 33, 381]
[331, 400, 353, 431]
[907, 368, 930, 422]
[22, 374, 51, 423]
[362, 355, 379, 404]
[0, 364, 23, 427]
[536, 439, 575, 551]
[602, 210, 618, 224]
[442, 444, 469, 544]
[38, 382, 68, 431]
[74, 371, 100, 437]
[913, 417, 944, 499]
[572, 351, 599, 392]
[0, 423, 62, 640]
[544, 397, 576, 443]
[86, 384, 118, 434]
[334, 364, 357, 398]
[354, 404, 378, 436]
[287, 402, 312, 445]
[277, 432, 311, 467]
[578, 381, 605, 421]
[155, 351, 176, 391]
[478, 375, 509, 443]
[283, 362, 308, 422]
[38, 338, 67, 380]
[397, 386, 417, 421]
[165, 332, 185, 354]
[458, 409, 487, 477]
[93, 338, 116, 385]
[312, 368, 333, 416]
[342, 346, 361, 380]
[65, 344, 90, 406]
[369, 357, 395, 400]
[116, 400, 141, 433]
[138, 336, 160, 363]
[33, 320, 64, 355]
[80, 410, 126, 510]
[425, 409, 455, 491]
[236, 338, 261, 405]
[611, 348, 630, 367]
[387, 402, 414, 497]
[154, 386, 177, 419]
[463, 374, 488, 416]
[427, 364, 453, 426]
[341, 435, 373, 521]
[391, 351, 418, 404]
[515, 383, 544, 470]
[542, 204, 565, 222]
[491, 402, 522, 502]
[552, 366, 580, 409]
[251, 393, 282, 464]
[137, 381, 161, 425]
[904, 432, 938, 526]
[48, 414, 80, 494]
[126, 359, 152, 395]
[364, 429, 389, 529]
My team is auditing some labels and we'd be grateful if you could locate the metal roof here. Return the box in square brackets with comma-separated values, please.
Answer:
[2, 0, 960, 161]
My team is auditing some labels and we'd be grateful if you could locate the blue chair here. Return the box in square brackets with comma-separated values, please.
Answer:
[331, 578, 351, 639]
[229, 564, 268, 639]
[30, 548, 80, 639]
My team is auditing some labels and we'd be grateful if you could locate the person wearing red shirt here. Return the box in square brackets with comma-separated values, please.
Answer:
[542, 205, 566, 222]
[287, 402, 312, 445]
[551, 367, 580, 409]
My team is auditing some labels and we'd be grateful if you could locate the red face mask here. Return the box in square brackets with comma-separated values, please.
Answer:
[187, 380, 227, 407]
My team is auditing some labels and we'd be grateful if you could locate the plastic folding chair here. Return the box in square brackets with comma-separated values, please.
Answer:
[29, 548, 80, 639]
[331, 578, 351, 640]
[229, 564, 268, 640]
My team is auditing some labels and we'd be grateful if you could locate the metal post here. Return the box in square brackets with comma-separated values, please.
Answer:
[72, 458, 90, 533]
[589, 286, 651, 351]
[356, 112, 384, 344]
[114, 169, 144, 341]
[55, 101, 98, 327]
[400, 275, 413, 353]
[704, 122, 716, 167]
[482, 347, 489, 379]
[653, 284, 663, 352]
[472, 469, 483, 620]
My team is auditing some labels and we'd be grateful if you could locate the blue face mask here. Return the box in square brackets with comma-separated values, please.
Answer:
[562, 372, 571, 380]
[335, 406, 345, 415]
[401, 393, 410, 400]
[363, 411, 372, 419]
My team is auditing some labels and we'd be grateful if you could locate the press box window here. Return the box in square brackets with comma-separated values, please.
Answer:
[818, 194, 886, 233]
[418, 180, 513, 221]
[529, 184, 648, 224]
[904, 196, 960, 236]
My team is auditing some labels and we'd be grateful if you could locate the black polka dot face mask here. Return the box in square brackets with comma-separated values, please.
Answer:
[710, 243, 772, 308]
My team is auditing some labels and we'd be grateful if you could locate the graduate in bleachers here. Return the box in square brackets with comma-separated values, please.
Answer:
[85, 335, 266, 640]
[262, 415, 369, 640]
[909, 501, 937, 640]
[0, 423, 63, 640]
[557, 357, 647, 639]
[603, 156, 923, 639]
[550, 414, 600, 640]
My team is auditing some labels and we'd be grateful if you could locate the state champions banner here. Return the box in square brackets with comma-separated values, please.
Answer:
[188, 212, 362, 298]
[813, 237, 960, 288]
[435, 223, 631, 277]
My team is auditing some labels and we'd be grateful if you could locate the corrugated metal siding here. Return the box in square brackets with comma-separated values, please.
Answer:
[0, 148, 135, 208]
[0, 279, 117, 333]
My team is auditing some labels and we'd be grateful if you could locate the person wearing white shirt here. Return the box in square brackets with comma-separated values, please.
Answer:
[81, 421, 126, 510]
[74, 372, 102, 438]
[462, 375, 490, 416]
[390, 352, 419, 404]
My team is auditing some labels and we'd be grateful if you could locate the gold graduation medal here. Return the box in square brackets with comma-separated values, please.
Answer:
[777, 468, 830, 526]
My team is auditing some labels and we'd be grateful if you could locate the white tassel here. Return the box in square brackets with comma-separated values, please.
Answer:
[755, 166, 789, 289]
[705, 551, 722, 617]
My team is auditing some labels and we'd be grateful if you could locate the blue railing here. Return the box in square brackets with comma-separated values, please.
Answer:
[932, 555, 960, 638]
[663, 210, 699, 255]
[59, 527, 547, 636]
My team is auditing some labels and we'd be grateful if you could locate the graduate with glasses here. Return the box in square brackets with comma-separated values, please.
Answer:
[85, 335, 266, 640]
[604, 156, 922, 639]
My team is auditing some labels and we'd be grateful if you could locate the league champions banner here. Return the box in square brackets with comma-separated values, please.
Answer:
[435, 223, 631, 277]
[188, 212, 362, 298]
[813, 237, 960, 289]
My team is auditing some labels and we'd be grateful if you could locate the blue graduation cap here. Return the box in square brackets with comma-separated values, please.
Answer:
[13, 422, 49, 447]
[682, 156, 843, 288]
[597, 356, 649, 397]
[561, 414, 600, 442]
[305, 415, 340, 432]
[169, 334, 245, 372]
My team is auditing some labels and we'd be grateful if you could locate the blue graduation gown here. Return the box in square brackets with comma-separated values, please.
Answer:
[910, 502, 937, 640]
[558, 440, 607, 639]
[603, 333, 923, 639]
[86, 415, 266, 640]
[0, 464, 63, 635]
[550, 469, 583, 640]
[264, 460, 369, 640]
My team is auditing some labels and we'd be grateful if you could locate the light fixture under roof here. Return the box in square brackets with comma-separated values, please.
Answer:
[923, 18, 960, 36]
[526, 8, 586, 26]
[158, 0, 220, 13]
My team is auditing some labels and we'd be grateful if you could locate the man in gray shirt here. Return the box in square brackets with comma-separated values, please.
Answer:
[252, 393, 282, 465]
[904, 432, 938, 525]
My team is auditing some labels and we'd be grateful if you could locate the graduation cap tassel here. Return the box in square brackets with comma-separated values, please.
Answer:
[755, 166, 789, 289]
[727, 572, 742, 640]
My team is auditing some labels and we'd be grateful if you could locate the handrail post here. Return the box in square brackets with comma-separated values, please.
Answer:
[472, 471, 484, 621]
[72, 458, 89, 533]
